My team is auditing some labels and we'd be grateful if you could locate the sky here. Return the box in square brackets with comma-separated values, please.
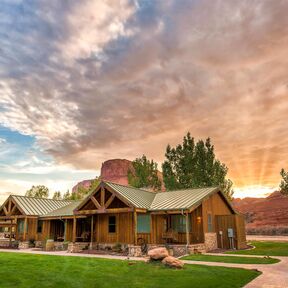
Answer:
[0, 0, 287, 202]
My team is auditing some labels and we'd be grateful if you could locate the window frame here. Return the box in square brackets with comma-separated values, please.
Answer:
[137, 214, 151, 233]
[108, 215, 116, 233]
[207, 213, 213, 232]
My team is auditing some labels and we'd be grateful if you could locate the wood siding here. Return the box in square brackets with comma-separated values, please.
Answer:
[215, 214, 246, 249]
[202, 192, 233, 233]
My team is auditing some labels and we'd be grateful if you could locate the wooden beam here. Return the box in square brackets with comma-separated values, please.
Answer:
[134, 210, 137, 245]
[104, 194, 115, 208]
[23, 217, 27, 241]
[72, 217, 77, 243]
[9, 219, 12, 247]
[106, 208, 133, 213]
[8, 199, 12, 213]
[185, 212, 190, 246]
[101, 187, 105, 206]
[3, 206, 8, 216]
[91, 196, 101, 209]
[64, 219, 67, 241]
[75, 207, 133, 215]
[90, 215, 94, 249]
[9, 204, 17, 216]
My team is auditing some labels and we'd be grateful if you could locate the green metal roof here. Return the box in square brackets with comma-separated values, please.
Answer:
[105, 182, 156, 209]
[11, 195, 74, 216]
[3, 182, 233, 218]
[41, 201, 82, 217]
[150, 187, 218, 211]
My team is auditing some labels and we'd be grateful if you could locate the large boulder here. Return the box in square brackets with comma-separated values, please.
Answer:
[162, 256, 184, 269]
[148, 247, 169, 260]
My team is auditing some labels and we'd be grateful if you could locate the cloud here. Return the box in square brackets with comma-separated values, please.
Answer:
[0, 0, 287, 192]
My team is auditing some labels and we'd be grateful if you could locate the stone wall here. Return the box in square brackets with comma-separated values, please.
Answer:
[18, 241, 29, 249]
[204, 232, 218, 251]
[67, 242, 90, 253]
[127, 245, 142, 257]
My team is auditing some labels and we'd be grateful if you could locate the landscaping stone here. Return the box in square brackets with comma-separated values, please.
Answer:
[162, 256, 184, 269]
[148, 247, 169, 260]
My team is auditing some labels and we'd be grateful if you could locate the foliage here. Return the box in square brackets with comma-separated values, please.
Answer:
[181, 254, 279, 264]
[128, 155, 162, 191]
[279, 168, 288, 196]
[25, 185, 49, 198]
[64, 178, 100, 200]
[162, 132, 234, 200]
[226, 241, 288, 256]
[0, 252, 260, 288]
[52, 191, 62, 200]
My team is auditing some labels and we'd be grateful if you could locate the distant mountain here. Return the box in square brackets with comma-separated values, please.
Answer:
[72, 158, 164, 193]
[233, 191, 288, 235]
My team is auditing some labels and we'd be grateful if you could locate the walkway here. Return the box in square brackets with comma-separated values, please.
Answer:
[0, 249, 287, 287]
[183, 253, 288, 288]
[246, 235, 288, 242]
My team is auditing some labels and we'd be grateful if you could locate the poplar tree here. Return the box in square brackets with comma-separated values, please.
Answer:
[162, 132, 234, 200]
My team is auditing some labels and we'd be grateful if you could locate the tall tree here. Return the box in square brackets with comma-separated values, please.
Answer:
[128, 155, 162, 191]
[279, 169, 288, 196]
[162, 132, 234, 200]
[66, 178, 100, 200]
[25, 185, 49, 198]
[52, 191, 62, 200]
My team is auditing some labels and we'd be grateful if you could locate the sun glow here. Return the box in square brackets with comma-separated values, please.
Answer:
[233, 185, 277, 199]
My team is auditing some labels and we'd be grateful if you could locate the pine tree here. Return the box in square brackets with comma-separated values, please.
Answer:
[128, 155, 161, 191]
[279, 169, 288, 196]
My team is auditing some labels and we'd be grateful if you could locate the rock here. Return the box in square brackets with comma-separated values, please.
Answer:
[162, 256, 184, 269]
[148, 247, 169, 260]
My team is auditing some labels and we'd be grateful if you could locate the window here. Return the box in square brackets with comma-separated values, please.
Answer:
[37, 220, 43, 233]
[17, 219, 28, 233]
[171, 215, 190, 233]
[208, 213, 213, 232]
[137, 214, 150, 233]
[108, 216, 116, 233]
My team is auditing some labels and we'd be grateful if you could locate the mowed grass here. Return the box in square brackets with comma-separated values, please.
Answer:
[181, 254, 279, 264]
[226, 241, 288, 257]
[0, 252, 260, 288]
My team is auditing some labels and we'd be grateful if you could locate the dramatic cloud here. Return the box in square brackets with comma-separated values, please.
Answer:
[0, 0, 288, 195]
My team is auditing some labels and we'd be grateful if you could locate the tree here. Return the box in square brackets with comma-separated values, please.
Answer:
[52, 191, 62, 200]
[65, 178, 100, 200]
[128, 155, 162, 191]
[162, 132, 234, 200]
[25, 185, 49, 198]
[279, 169, 288, 196]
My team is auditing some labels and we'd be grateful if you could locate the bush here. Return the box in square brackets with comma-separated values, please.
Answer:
[246, 226, 288, 235]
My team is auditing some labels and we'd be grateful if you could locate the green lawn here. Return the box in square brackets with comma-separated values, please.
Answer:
[181, 254, 279, 264]
[0, 252, 260, 288]
[226, 241, 288, 257]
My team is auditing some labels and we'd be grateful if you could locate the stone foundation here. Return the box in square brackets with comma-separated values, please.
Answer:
[67, 242, 90, 253]
[127, 245, 142, 257]
[147, 243, 206, 257]
[18, 241, 29, 249]
[204, 232, 218, 251]
[35, 241, 43, 248]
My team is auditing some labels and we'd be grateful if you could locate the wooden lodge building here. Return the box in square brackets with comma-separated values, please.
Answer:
[0, 181, 246, 256]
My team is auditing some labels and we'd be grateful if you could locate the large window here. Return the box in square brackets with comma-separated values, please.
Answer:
[137, 214, 150, 233]
[171, 215, 190, 233]
[17, 219, 28, 233]
[208, 213, 213, 232]
[108, 216, 116, 233]
[37, 220, 43, 233]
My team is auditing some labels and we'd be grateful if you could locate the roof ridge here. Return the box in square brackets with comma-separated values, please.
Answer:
[11, 195, 76, 202]
[103, 180, 158, 194]
[162, 186, 219, 194]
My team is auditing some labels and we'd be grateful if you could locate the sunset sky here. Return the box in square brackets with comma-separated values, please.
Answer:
[0, 0, 287, 202]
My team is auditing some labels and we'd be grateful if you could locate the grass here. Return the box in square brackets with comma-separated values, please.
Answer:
[0, 252, 260, 288]
[181, 254, 279, 264]
[226, 241, 288, 257]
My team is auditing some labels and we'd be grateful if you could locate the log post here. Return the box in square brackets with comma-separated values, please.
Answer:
[134, 210, 137, 245]
[185, 212, 190, 253]
[72, 217, 77, 243]
[9, 219, 12, 247]
[64, 219, 67, 241]
[90, 215, 94, 249]
[23, 217, 28, 241]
